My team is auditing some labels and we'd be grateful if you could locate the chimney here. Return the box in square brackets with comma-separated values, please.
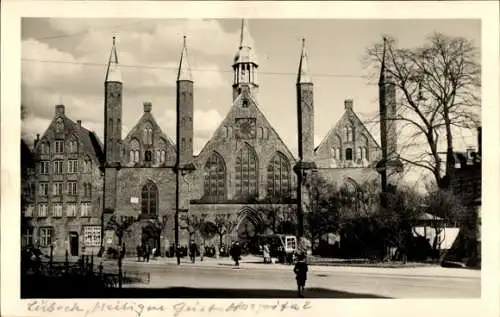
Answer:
[344, 99, 353, 110]
[55, 104, 65, 116]
[477, 126, 482, 156]
[77, 120, 82, 127]
[143, 102, 152, 113]
[34, 133, 40, 147]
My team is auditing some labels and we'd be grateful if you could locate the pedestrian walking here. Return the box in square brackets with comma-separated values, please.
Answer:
[230, 241, 241, 268]
[293, 253, 308, 298]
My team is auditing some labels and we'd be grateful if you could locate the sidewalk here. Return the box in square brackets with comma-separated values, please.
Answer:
[105, 255, 480, 279]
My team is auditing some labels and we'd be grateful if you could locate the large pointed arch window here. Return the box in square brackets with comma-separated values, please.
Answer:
[141, 181, 158, 217]
[267, 152, 291, 199]
[203, 152, 226, 201]
[235, 144, 258, 199]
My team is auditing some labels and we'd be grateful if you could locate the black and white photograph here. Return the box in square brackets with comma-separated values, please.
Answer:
[2, 1, 500, 317]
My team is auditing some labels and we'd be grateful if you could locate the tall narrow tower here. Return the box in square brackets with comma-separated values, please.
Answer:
[232, 19, 259, 101]
[176, 36, 194, 168]
[377, 37, 402, 198]
[103, 36, 122, 215]
[104, 36, 123, 165]
[294, 39, 317, 239]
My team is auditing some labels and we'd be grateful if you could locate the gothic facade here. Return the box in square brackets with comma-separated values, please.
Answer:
[22, 20, 397, 257]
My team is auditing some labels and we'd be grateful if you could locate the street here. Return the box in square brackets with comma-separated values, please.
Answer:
[101, 257, 480, 299]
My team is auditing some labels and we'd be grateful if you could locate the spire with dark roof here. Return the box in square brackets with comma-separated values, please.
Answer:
[297, 38, 312, 84]
[105, 36, 122, 83]
[177, 36, 193, 82]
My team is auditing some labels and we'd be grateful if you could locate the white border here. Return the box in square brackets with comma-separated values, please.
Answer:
[2, 2, 499, 317]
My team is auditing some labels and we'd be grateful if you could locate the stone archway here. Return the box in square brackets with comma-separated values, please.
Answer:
[235, 207, 264, 254]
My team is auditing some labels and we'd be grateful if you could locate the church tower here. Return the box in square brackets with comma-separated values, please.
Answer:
[294, 39, 316, 238]
[176, 36, 194, 169]
[377, 37, 402, 197]
[232, 19, 259, 101]
[104, 36, 123, 165]
[103, 36, 122, 214]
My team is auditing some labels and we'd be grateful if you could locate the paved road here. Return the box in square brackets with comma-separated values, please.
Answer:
[106, 259, 480, 299]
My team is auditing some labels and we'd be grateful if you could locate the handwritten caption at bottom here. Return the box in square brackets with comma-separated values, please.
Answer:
[27, 300, 313, 317]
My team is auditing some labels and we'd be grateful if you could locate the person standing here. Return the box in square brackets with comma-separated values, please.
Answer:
[230, 241, 241, 268]
[200, 243, 205, 262]
[293, 254, 308, 298]
[145, 243, 150, 263]
[263, 244, 270, 264]
[190, 241, 197, 263]
[136, 244, 142, 262]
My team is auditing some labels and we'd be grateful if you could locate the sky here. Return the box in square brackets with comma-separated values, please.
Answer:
[21, 18, 481, 184]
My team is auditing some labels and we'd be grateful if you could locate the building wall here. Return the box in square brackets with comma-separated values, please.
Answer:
[23, 107, 103, 257]
[314, 102, 381, 169]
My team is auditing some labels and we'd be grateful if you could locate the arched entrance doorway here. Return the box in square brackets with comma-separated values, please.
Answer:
[235, 207, 264, 255]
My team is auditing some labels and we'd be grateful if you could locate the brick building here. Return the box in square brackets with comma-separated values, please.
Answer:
[22, 20, 397, 256]
[22, 105, 104, 257]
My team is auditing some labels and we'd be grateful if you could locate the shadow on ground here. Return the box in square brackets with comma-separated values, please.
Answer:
[22, 286, 390, 299]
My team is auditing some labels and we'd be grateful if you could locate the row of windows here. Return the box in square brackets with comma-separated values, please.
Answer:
[223, 126, 270, 139]
[38, 160, 92, 175]
[22, 225, 101, 247]
[37, 182, 92, 197]
[25, 203, 92, 218]
[38, 140, 79, 155]
[203, 148, 291, 201]
[129, 150, 167, 164]
[331, 147, 370, 161]
[339, 128, 369, 145]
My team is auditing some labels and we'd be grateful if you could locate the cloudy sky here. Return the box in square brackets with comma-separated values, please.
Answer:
[21, 18, 481, 182]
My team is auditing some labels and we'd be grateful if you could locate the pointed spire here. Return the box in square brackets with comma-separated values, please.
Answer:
[234, 19, 258, 65]
[379, 36, 388, 85]
[239, 19, 252, 49]
[105, 36, 122, 83]
[177, 35, 193, 81]
[297, 38, 312, 84]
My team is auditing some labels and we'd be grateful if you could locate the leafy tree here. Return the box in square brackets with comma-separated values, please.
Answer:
[366, 33, 480, 188]
[375, 185, 424, 262]
[214, 213, 238, 248]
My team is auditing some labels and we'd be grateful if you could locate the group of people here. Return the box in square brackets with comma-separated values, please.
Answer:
[136, 243, 154, 262]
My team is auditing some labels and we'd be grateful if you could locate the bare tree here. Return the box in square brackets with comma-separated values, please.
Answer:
[366, 33, 480, 188]
[180, 213, 206, 244]
[214, 213, 238, 248]
[104, 215, 136, 245]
